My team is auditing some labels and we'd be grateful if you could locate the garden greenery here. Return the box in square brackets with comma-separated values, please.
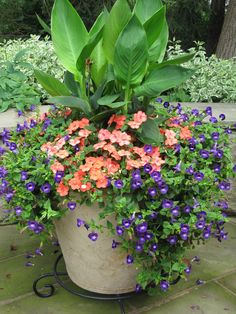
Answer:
[0, 0, 235, 294]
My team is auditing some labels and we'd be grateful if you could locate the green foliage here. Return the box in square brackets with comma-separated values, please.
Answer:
[166, 40, 236, 103]
[0, 51, 40, 112]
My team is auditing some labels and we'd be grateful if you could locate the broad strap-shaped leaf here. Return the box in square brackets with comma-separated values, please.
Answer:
[144, 6, 165, 47]
[90, 109, 117, 122]
[137, 118, 163, 145]
[47, 96, 91, 114]
[51, 0, 88, 75]
[149, 53, 195, 71]
[134, 0, 163, 24]
[64, 71, 80, 96]
[76, 12, 105, 73]
[134, 65, 194, 98]
[97, 94, 120, 106]
[99, 101, 128, 109]
[114, 15, 148, 88]
[34, 69, 71, 96]
[36, 14, 51, 35]
[103, 0, 132, 64]
[91, 41, 108, 87]
[148, 19, 169, 63]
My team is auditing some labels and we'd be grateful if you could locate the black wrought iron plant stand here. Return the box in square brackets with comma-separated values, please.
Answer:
[33, 253, 181, 314]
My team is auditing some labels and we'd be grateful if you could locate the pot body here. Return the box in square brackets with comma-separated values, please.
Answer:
[54, 203, 137, 294]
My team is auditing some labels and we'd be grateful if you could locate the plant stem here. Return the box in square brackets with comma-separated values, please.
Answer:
[123, 87, 130, 114]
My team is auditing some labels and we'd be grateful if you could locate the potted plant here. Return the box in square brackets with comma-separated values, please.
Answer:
[0, 0, 235, 295]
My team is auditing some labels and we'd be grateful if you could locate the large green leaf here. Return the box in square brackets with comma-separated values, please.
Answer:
[113, 15, 148, 89]
[134, 0, 163, 24]
[103, 0, 132, 64]
[47, 96, 91, 114]
[149, 19, 168, 63]
[149, 53, 195, 71]
[64, 71, 80, 96]
[34, 69, 71, 96]
[137, 118, 162, 145]
[51, 0, 88, 75]
[97, 94, 120, 106]
[134, 65, 194, 97]
[91, 41, 108, 87]
[144, 6, 165, 47]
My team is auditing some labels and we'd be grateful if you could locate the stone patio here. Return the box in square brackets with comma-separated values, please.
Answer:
[0, 219, 236, 314]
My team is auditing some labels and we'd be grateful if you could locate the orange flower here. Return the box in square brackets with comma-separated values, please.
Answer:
[68, 178, 81, 190]
[128, 121, 141, 129]
[96, 177, 108, 188]
[94, 141, 107, 151]
[98, 129, 111, 141]
[108, 114, 126, 129]
[80, 182, 92, 192]
[56, 138, 66, 149]
[103, 143, 117, 154]
[110, 130, 131, 146]
[78, 129, 91, 138]
[165, 129, 178, 147]
[74, 170, 86, 179]
[69, 137, 81, 146]
[126, 158, 143, 170]
[57, 182, 69, 196]
[133, 111, 147, 124]
[106, 158, 120, 174]
[133, 146, 146, 158]
[117, 150, 131, 157]
[180, 126, 192, 140]
[56, 150, 69, 159]
[68, 121, 81, 134]
[50, 160, 65, 174]
[89, 168, 102, 180]
[64, 109, 72, 116]
[77, 118, 90, 128]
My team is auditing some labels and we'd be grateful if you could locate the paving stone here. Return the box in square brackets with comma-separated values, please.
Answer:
[0, 225, 40, 261]
[0, 288, 121, 314]
[0, 249, 60, 300]
[218, 273, 236, 294]
[137, 282, 236, 314]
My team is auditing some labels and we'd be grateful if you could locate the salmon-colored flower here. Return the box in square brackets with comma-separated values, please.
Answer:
[68, 121, 81, 134]
[68, 178, 81, 190]
[56, 150, 69, 159]
[180, 126, 192, 140]
[56, 138, 66, 149]
[117, 150, 131, 157]
[98, 129, 112, 141]
[133, 111, 147, 124]
[108, 114, 126, 129]
[50, 160, 65, 174]
[78, 129, 91, 138]
[77, 118, 90, 128]
[126, 158, 143, 170]
[165, 129, 178, 146]
[94, 141, 107, 150]
[106, 158, 120, 174]
[80, 182, 92, 192]
[110, 130, 131, 146]
[128, 121, 141, 129]
[96, 177, 108, 188]
[57, 182, 69, 196]
[133, 146, 146, 158]
[69, 137, 81, 146]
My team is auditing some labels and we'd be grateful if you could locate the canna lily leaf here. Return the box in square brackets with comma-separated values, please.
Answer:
[47, 96, 91, 114]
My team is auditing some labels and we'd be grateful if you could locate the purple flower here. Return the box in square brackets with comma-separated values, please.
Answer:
[0, 147, 6, 155]
[144, 145, 153, 154]
[212, 132, 219, 141]
[156, 97, 162, 103]
[150, 243, 158, 252]
[145, 232, 154, 240]
[149, 211, 158, 220]
[54, 171, 64, 183]
[132, 169, 141, 180]
[233, 165, 236, 173]
[41, 183, 51, 194]
[88, 232, 98, 241]
[196, 279, 205, 285]
[28, 221, 44, 234]
[114, 180, 124, 189]
[42, 119, 52, 131]
[5, 192, 14, 202]
[225, 128, 232, 134]
[131, 179, 143, 190]
[174, 144, 181, 153]
[210, 117, 218, 123]
[0, 167, 7, 178]
[122, 219, 131, 229]
[112, 240, 119, 249]
[171, 206, 180, 217]
[191, 109, 199, 116]
[194, 121, 202, 127]
[136, 222, 148, 234]
[219, 113, 226, 120]
[14, 206, 23, 216]
[213, 164, 221, 173]
[186, 165, 194, 175]
[196, 221, 205, 230]
[199, 134, 206, 143]
[197, 211, 207, 219]
[126, 255, 134, 264]
[163, 102, 169, 108]
[67, 202, 76, 211]
[138, 236, 146, 244]
[21, 171, 28, 181]
[135, 284, 142, 293]
[18, 110, 23, 117]
[162, 199, 173, 208]
[30, 120, 37, 128]
[199, 149, 210, 159]
[205, 106, 212, 116]
[203, 230, 211, 239]
[148, 187, 157, 197]
[173, 161, 181, 172]
[180, 232, 188, 241]
[194, 172, 204, 181]
[144, 164, 152, 173]
[77, 218, 84, 227]
[25, 262, 34, 267]
[150, 171, 161, 182]
[30, 104, 36, 111]
[181, 224, 190, 233]
[213, 149, 223, 159]
[159, 184, 169, 194]
[180, 113, 189, 122]
[35, 248, 43, 256]
[26, 182, 35, 192]
[135, 243, 143, 252]
[116, 226, 124, 236]
[168, 235, 177, 245]
[184, 266, 191, 275]
[9, 142, 17, 151]
[160, 280, 169, 292]
[218, 181, 231, 190]
[183, 205, 192, 214]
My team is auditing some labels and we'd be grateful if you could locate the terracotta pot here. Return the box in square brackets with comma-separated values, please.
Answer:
[54, 203, 138, 294]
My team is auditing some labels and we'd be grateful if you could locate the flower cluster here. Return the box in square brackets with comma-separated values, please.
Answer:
[0, 101, 235, 293]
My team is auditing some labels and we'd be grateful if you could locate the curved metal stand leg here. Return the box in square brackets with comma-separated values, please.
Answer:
[117, 299, 126, 314]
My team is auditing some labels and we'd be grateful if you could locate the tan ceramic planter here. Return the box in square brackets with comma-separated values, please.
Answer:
[54, 203, 138, 294]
